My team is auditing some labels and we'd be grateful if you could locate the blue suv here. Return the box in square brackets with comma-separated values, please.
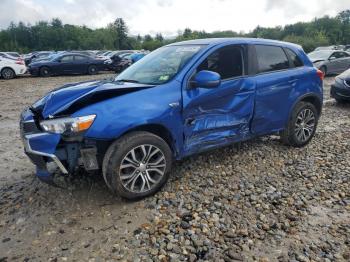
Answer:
[20, 38, 324, 199]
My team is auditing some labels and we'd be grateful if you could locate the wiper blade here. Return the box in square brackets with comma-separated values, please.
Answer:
[116, 79, 140, 83]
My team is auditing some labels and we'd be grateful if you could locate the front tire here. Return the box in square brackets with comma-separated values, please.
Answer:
[281, 102, 319, 147]
[320, 66, 327, 76]
[40, 66, 51, 77]
[102, 131, 173, 200]
[1, 68, 15, 79]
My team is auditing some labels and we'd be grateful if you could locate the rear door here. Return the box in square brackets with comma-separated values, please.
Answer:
[182, 44, 256, 154]
[335, 52, 350, 72]
[73, 55, 90, 74]
[327, 52, 349, 74]
[251, 44, 295, 135]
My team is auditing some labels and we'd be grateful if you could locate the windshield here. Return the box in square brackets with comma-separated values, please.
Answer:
[308, 50, 332, 60]
[115, 45, 205, 85]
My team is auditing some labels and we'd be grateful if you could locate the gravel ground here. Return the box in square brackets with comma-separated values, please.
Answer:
[0, 74, 349, 261]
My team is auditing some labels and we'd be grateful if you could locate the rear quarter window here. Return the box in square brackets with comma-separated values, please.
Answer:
[285, 48, 304, 67]
[255, 45, 289, 73]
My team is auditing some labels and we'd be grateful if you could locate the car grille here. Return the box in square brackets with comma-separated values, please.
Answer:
[20, 120, 39, 134]
[20, 108, 41, 139]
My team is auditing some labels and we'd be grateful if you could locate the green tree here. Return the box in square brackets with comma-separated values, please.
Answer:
[113, 18, 128, 49]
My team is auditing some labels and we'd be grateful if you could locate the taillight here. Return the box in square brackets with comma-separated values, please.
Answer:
[15, 59, 24, 65]
[316, 69, 324, 80]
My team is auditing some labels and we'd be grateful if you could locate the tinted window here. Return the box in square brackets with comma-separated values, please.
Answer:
[285, 48, 303, 67]
[255, 45, 289, 73]
[75, 55, 88, 61]
[60, 55, 74, 62]
[197, 45, 243, 79]
[335, 52, 349, 58]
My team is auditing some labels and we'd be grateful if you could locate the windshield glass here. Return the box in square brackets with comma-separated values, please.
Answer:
[308, 50, 332, 60]
[115, 45, 205, 85]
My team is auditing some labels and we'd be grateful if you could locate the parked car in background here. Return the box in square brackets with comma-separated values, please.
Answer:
[108, 53, 134, 72]
[331, 68, 350, 102]
[28, 53, 106, 76]
[0, 56, 26, 79]
[130, 52, 147, 63]
[24, 51, 54, 66]
[0, 52, 21, 59]
[314, 45, 344, 51]
[308, 50, 350, 75]
[20, 38, 323, 199]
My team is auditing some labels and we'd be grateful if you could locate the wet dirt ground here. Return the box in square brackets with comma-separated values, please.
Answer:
[0, 74, 349, 261]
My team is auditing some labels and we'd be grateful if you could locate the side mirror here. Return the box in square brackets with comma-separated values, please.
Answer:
[329, 56, 336, 61]
[191, 70, 221, 89]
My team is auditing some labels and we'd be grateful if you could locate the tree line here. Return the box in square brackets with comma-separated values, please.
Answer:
[0, 10, 349, 53]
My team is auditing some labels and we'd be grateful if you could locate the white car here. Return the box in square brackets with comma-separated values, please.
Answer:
[0, 56, 27, 80]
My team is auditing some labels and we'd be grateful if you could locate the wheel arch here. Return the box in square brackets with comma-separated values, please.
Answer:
[39, 65, 51, 71]
[118, 124, 179, 158]
[287, 93, 323, 124]
[1, 66, 16, 76]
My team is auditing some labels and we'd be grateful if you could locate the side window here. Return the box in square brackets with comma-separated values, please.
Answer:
[61, 56, 74, 62]
[330, 52, 346, 59]
[74, 55, 87, 61]
[338, 52, 349, 58]
[197, 45, 244, 80]
[285, 48, 303, 67]
[255, 45, 289, 73]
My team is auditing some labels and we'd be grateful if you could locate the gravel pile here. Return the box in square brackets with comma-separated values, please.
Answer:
[0, 76, 349, 261]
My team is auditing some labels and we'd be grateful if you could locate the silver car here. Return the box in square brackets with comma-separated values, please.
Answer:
[308, 50, 350, 75]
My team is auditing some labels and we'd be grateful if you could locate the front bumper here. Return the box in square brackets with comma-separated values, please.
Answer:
[330, 82, 350, 101]
[23, 133, 68, 174]
[27, 67, 40, 76]
[20, 111, 67, 183]
[20, 108, 105, 185]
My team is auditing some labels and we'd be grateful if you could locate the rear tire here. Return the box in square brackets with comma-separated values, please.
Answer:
[87, 65, 98, 75]
[40, 66, 51, 77]
[102, 131, 173, 200]
[280, 102, 319, 147]
[1, 68, 15, 80]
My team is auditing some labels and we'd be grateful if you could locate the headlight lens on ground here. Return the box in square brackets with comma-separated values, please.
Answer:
[40, 115, 96, 134]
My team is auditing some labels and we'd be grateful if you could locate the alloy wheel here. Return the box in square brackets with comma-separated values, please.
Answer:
[3, 69, 14, 79]
[119, 144, 166, 193]
[294, 108, 315, 142]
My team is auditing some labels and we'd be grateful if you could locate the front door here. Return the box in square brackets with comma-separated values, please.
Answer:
[58, 55, 75, 74]
[182, 45, 255, 155]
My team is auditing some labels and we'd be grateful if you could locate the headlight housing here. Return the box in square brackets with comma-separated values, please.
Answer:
[40, 115, 96, 134]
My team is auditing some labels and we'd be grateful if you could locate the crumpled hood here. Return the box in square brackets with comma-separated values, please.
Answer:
[31, 79, 154, 119]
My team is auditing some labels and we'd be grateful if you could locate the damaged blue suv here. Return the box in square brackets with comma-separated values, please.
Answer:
[20, 38, 324, 199]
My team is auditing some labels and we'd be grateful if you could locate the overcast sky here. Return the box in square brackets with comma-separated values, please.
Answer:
[0, 0, 348, 36]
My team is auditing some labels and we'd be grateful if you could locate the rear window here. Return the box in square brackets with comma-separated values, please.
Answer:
[285, 48, 303, 67]
[255, 45, 289, 73]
